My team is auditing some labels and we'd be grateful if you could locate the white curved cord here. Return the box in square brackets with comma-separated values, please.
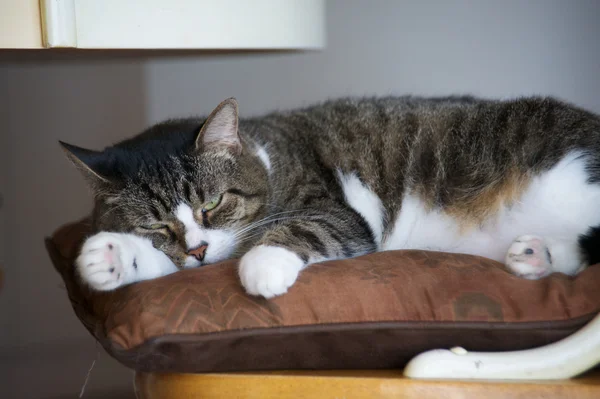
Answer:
[404, 312, 600, 380]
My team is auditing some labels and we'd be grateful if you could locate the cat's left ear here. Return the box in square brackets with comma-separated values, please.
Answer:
[195, 97, 241, 155]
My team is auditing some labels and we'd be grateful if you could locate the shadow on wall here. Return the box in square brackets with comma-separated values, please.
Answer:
[0, 52, 147, 399]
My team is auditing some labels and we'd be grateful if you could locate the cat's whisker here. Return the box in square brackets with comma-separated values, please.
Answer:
[232, 210, 312, 237]
[232, 215, 325, 239]
[234, 213, 321, 234]
[231, 215, 327, 256]
[233, 233, 265, 247]
[98, 202, 129, 220]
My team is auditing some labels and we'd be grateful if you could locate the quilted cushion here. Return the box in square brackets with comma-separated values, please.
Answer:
[46, 220, 600, 373]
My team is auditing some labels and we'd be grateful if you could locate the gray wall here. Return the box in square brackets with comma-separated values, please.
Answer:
[2, 1, 599, 397]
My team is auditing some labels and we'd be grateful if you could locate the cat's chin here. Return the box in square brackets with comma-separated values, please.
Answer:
[183, 256, 202, 268]
[183, 250, 237, 269]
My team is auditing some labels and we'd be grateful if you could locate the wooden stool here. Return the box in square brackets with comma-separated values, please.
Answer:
[134, 369, 600, 399]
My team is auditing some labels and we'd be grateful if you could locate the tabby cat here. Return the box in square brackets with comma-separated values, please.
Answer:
[61, 96, 600, 298]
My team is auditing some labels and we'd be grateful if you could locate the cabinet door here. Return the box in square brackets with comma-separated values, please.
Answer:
[38, 0, 325, 49]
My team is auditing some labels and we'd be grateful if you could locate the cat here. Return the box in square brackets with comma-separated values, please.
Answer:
[61, 96, 600, 298]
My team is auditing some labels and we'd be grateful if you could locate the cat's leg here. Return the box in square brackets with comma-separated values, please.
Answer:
[76, 232, 179, 290]
[505, 235, 586, 279]
[239, 207, 376, 298]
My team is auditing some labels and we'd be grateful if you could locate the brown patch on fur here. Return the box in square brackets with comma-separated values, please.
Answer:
[444, 169, 531, 231]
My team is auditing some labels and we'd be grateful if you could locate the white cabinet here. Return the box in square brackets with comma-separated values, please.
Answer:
[0, 0, 43, 48]
[1, 0, 325, 49]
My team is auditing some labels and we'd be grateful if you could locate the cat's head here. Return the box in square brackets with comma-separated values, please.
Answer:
[61, 98, 269, 268]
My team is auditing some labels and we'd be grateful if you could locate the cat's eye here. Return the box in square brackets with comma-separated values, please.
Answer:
[202, 194, 222, 212]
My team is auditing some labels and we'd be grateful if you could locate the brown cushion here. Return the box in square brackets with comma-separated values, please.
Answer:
[46, 220, 600, 373]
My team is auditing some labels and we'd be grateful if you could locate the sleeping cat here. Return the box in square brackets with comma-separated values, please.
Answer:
[61, 96, 600, 298]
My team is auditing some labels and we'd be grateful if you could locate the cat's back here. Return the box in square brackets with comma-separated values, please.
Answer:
[246, 95, 600, 174]
[248, 95, 483, 135]
[243, 95, 600, 241]
[248, 94, 599, 140]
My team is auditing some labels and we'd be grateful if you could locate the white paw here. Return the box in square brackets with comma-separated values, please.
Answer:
[76, 232, 137, 291]
[505, 235, 553, 279]
[239, 245, 304, 298]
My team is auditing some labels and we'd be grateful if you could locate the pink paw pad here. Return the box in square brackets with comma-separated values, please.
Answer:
[102, 244, 117, 273]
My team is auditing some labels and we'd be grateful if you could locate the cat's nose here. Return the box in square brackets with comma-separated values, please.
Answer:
[188, 241, 208, 261]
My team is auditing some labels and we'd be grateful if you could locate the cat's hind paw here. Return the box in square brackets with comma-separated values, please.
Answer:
[505, 235, 553, 279]
[76, 232, 137, 290]
[239, 245, 304, 298]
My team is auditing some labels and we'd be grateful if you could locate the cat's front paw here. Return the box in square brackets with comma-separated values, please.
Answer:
[76, 232, 137, 290]
[239, 245, 304, 298]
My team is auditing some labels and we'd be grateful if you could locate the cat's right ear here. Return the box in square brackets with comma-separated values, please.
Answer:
[195, 98, 242, 155]
[59, 141, 112, 188]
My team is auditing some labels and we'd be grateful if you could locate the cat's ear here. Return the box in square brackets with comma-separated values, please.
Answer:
[59, 141, 112, 188]
[195, 98, 241, 155]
